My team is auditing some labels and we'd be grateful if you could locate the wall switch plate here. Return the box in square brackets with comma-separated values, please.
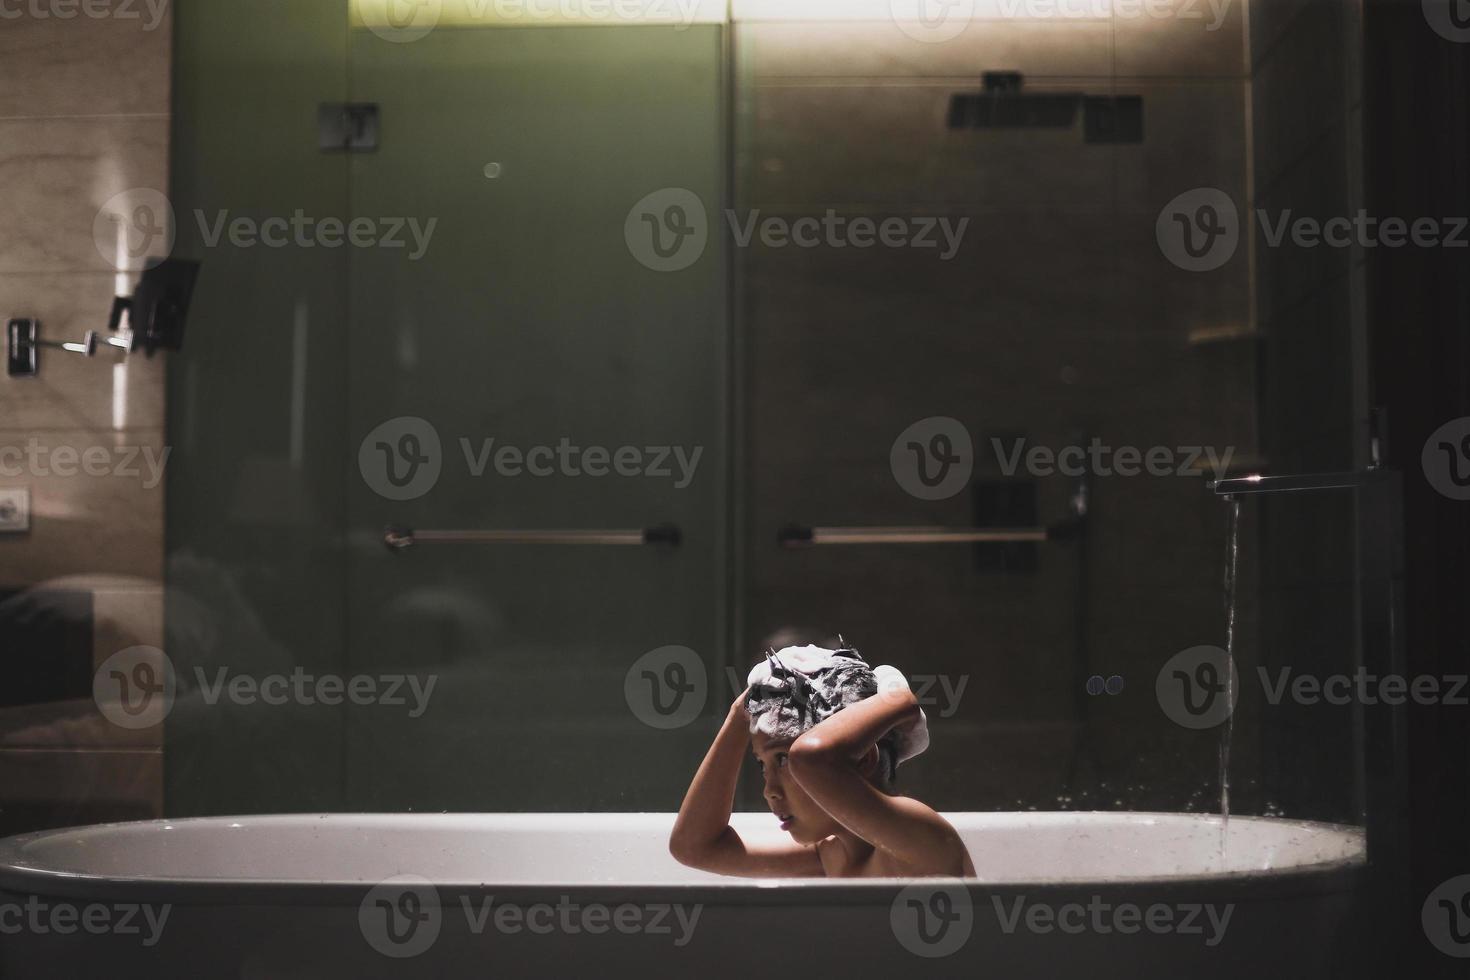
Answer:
[8, 319, 39, 377]
[0, 488, 31, 532]
[1084, 95, 1144, 143]
[318, 103, 379, 151]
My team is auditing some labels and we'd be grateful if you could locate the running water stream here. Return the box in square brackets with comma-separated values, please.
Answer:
[1219, 497, 1241, 854]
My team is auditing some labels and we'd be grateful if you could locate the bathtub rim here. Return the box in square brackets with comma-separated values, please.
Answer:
[0, 810, 1370, 908]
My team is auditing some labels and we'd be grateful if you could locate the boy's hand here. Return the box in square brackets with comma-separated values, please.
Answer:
[873, 664, 912, 702]
[720, 686, 752, 741]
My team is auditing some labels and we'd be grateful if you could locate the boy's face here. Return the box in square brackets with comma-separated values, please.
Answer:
[751, 730, 841, 845]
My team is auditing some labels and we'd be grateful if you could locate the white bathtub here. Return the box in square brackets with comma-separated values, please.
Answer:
[0, 811, 1372, 979]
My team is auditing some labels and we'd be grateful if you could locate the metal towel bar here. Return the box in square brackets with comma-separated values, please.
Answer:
[778, 525, 1053, 546]
[780, 472, 1090, 547]
[384, 524, 681, 550]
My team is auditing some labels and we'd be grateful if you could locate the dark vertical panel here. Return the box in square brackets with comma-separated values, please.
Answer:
[1363, 1, 1470, 975]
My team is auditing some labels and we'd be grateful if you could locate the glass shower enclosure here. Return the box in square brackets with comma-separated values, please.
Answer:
[166, 0, 1378, 842]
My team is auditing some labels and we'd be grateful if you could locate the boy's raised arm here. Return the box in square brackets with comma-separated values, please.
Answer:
[668, 688, 825, 878]
[786, 682, 964, 873]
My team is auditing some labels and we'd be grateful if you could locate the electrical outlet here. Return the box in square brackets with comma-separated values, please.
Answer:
[0, 488, 31, 533]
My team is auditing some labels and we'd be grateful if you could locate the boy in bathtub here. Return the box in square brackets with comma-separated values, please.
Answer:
[669, 644, 974, 878]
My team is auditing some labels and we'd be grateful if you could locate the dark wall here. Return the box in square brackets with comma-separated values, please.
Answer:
[1250, 0, 1368, 826]
[1363, 1, 1470, 976]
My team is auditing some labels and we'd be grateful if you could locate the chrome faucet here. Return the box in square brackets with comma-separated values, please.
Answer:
[1208, 469, 1393, 495]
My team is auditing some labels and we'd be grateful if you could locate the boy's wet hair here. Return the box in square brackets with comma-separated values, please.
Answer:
[745, 643, 899, 790]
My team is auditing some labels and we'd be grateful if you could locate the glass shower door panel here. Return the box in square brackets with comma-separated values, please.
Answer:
[166, 0, 353, 816]
[733, 19, 1257, 814]
[344, 24, 729, 811]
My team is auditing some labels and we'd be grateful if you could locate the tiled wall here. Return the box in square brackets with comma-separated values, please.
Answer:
[0, 5, 172, 834]
[735, 10, 1266, 812]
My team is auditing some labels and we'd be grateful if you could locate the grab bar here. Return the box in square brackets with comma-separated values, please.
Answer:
[384, 523, 681, 550]
[778, 524, 1060, 546]
[780, 475, 1090, 547]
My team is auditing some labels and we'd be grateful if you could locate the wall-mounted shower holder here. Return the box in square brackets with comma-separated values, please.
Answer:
[6, 259, 200, 378]
[6, 319, 131, 378]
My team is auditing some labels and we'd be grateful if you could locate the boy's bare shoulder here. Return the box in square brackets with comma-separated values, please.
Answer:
[887, 796, 973, 872]
[889, 794, 958, 830]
